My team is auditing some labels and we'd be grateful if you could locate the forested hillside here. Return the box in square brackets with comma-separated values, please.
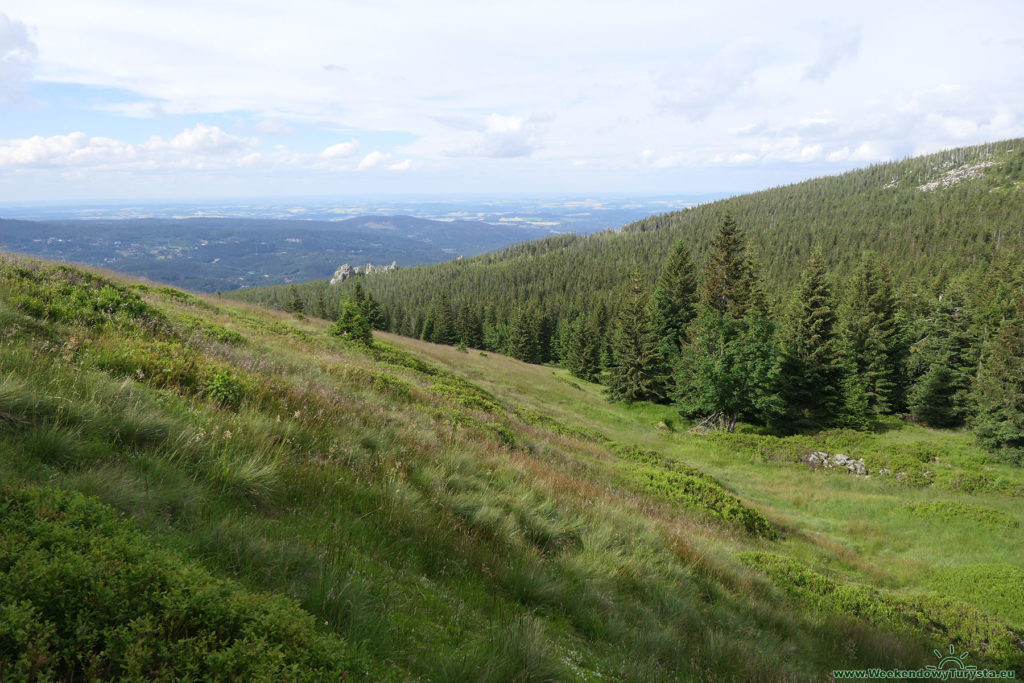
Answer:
[2, 254, 1022, 679]
[235, 138, 1024, 327]
[231, 140, 1024, 462]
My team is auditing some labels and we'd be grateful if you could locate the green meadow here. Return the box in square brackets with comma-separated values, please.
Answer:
[1, 255, 1022, 680]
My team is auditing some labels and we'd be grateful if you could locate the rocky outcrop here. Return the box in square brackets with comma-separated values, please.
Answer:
[329, 260, 398, 285]
[802, 451, 868, 476]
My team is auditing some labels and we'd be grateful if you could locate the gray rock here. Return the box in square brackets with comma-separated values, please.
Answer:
[330, 260, 398, 285]
[803, 450, 868, 476]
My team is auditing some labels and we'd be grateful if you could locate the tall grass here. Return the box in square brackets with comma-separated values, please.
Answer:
[2, 257, 1022, 679]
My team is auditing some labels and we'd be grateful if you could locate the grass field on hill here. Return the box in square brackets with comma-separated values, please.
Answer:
[1, 255, 1022, 680]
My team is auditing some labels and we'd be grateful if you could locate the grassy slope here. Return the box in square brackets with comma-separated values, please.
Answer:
[2, 255, 1022, 680]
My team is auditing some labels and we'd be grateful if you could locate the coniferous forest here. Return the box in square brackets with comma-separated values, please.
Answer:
[233, 139, 1024, 463]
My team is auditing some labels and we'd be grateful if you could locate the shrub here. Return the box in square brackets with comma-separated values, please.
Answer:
[0, 260, 165, 331]
[615, 445, 777, 538]
[429, 376, 501, 414]
[204, 370, 245, 409]
[0, 486, 360, 680]
[903, 501, 1018, 528]
[741, 552, 1024, 671]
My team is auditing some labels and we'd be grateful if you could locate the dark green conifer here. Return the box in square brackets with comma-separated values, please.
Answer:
[283, 284, 304, 314]
[431, 295, 457, 345]
[650, 239, 698, 356]
[564, 313, 602, 382]
[606, 272, 668, 403]
[839, 255, 908, 414]
[330, 298, 372, 345]
[700, 214, 753, 316]
[314, 290, 328, 319]
[974, 309, 1024, 464]
[775, 253, 845, 432]
[906, 291, 977, 427]
[509, 307, 540, 363]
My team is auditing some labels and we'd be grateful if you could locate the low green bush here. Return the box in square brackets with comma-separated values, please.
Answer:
[0, 485, 361, 681]
[903, 501, 1019, 528]
[741, 552, 1024, 671]
[429, 376, 502, 414]
[204, 370, 246, 409]
[615, 445, 777, 538]
[926, 564, 1024, 629]
[0, 259, 165, 331]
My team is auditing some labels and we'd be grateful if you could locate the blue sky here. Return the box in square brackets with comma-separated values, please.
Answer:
[0, 1, 1022, 201]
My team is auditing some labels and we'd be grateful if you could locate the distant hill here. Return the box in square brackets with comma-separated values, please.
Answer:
[238, 138, 1024, 330]
[0, 214, 551, 292]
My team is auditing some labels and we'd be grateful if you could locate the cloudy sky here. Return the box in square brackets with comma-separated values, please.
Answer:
[0, 1, 1022, 201]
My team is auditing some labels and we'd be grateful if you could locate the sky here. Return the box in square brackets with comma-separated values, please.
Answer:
[0, 0, 1022, 201]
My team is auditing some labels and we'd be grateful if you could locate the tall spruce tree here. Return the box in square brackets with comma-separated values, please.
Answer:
[700, 214, 753, 316]
[314, 290, 328, 319]
[974, 307, 1024, 464]
[650, 239, 698, 356]
[839, 255, 908, 414]
[906, 291, 977, 427]
[564, 313, 603, 382]
[430, 295, 457, 345]
[606, 272, 668, 403]
[509, 307, 540, 363]
[775, 253, 845, 432]
[283, 284, 304, 314]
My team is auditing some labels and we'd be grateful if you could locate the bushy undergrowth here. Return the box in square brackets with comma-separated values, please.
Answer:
[428, 376, 502, 413]
[903, 501, 1019, 528]
[615, 445, 777, 538]
[741, 552, 1024, 671]
[0, 486, 363, 681]
[926, 564, 1024, 629]
[1, 258, 165, 331]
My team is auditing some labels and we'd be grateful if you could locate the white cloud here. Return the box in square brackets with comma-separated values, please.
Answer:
[657, 39, 768, 120]
[321, 140, 360, 158]
[357, 150, 388, 170]
[803, 26, 862, 82]
[0, 124, 256, 170]
[2, 2, 1024, 195]
[0, 11, 36, 103]
[252, 119, 295, 137]
[434, 113, 549, 158]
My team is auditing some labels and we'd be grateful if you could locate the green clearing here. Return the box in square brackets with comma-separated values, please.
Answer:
[1, 255, 1022, 680]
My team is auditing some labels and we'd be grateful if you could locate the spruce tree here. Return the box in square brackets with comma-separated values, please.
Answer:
[330, 298, 372, 345]
[431, 295, 457, 345]
[606, 272, 668, 403]
[650, 239, 698, 356]
[700, 214, 752, 316]
[775, 253, 845, 432]
[564, 313, 602, 382]
[420, 308, 435, 342]
[906, 291, 977, 427]
[283, 284, 304, 314]
[839, 255, 908, 414]
[509, 307, 540, 363]
[314, 290, 328, 319]
[974, 313, 1024, 464]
